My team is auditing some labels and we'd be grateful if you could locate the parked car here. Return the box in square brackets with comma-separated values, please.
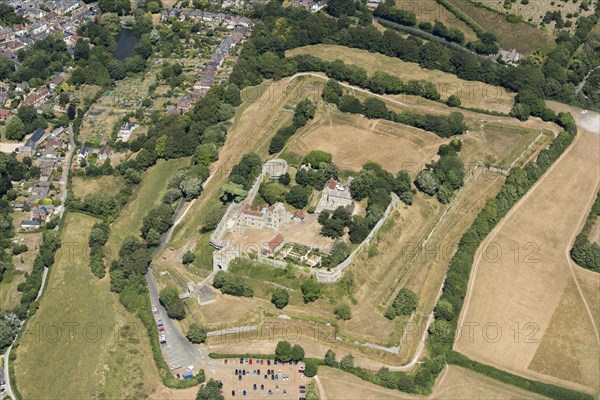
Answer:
[260, 359, 264, 365]
[238, 375, 242, 381]
[249, 359, 253, 365]
[299, 385, 306, 389]
[232, 390, 235, 397]
[240, 358, 244, 364]
[299, 389, 306, 394]
[253, 384, 257, 390]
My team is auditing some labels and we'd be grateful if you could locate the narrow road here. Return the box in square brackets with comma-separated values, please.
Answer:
[2, 345, 15, 400]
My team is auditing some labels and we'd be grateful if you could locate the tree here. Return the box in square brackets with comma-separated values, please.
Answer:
[334, 304, 352, 320]
[260, 182, 286, 205]
[340, 354, 354, 370]
[349, 216, 369, 243]
[327, 0, 355, 17]
[187, 323, 207, 344]
[196, 379, 223, 400]
[159, 285, 186, 320]
[338, 95, 362, 113]
[271, 288, 289, 309]
[322, 79, 343, 104]
[446, 95, 461, 107]
[292, 344, 305, 361]
[275, 340, 293, 362]
[363, 98, 389, 119]
[182, 251, 195, 265]
[392, 288, 418, 316]
[285, 185, 309, 209]
[279, 172, 291, 186]
[67, 104, 77, 120]
[324, 349, 337, 366]
[303, 360, 318, 377]
[301, 279, 322, 303]
[415, 170, 439, 196]
[4, 115, 25, 140]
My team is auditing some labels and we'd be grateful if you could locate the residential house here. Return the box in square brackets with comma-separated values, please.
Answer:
[77, 145, 89, 163]
[118, 122, 137, 141]
[19, 128, 45, 155]
[20, 219, 41, 232]
[98, 144, 112, 161]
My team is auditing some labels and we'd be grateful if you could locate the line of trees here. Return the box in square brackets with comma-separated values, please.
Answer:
[88, 222, 110, 278]
[322, 79, 468, 137]
[570, 191, 600, 272]
[269, 98, 316, 154]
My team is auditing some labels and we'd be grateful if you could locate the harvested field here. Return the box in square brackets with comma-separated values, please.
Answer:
[527, 277, 599, 390]
[286, 45, 516, 114]
[72, 175, 123, 199]
[455, 125, 600, 393]
[316, 365, 548, 399]
[285, 107, 444, 173]
[15, 213, 161, 399]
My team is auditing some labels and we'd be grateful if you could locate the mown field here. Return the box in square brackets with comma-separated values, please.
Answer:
[15, 213, 162, 399]
[455, 126, 600, 393]
[72, 175, 124, 199]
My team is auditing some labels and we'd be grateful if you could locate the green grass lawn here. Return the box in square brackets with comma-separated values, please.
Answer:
[14, 213, 161, 399]
[106, 157, 190, 258]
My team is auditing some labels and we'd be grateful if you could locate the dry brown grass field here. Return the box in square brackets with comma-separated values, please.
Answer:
[286, 45, 516, 114]
[316, 365, 548, 399]
[455, 125, 600, 393]
[285, 106, 445, 172]
[72, 175, 124, 199]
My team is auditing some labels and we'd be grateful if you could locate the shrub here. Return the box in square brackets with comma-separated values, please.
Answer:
[334, 304, 352, 320]
[271, 288, 289, 309]
[182, 251, 195, 265]
[186, 323, 207, 344]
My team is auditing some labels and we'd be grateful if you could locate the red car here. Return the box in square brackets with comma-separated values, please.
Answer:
[260, 359, 264, 365]
[299, 385, 306, 389]
[159, 328, 165, 333]
[249, 359, 253, 365]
